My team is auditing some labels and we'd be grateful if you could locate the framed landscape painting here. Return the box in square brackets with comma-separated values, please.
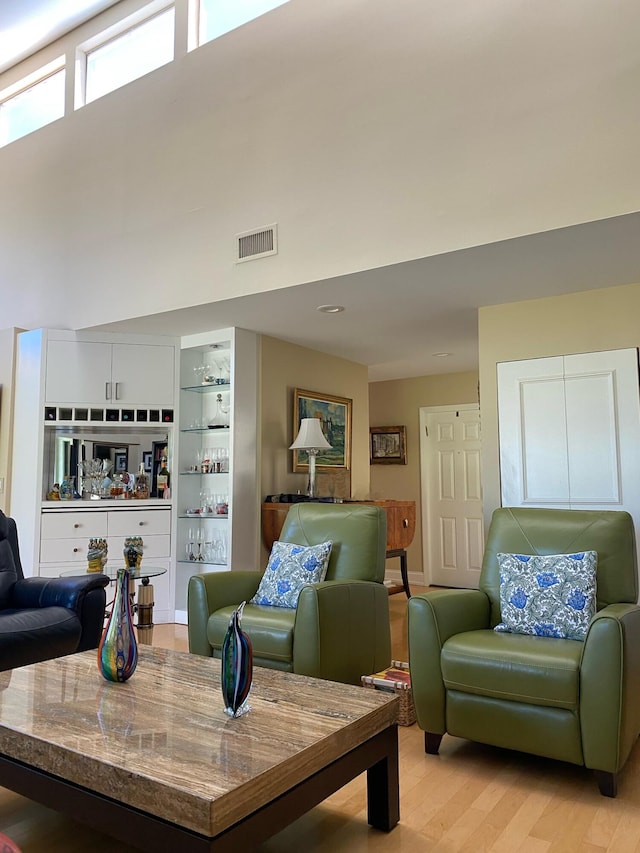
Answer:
[293, 388, 352, 471]
[370, 425, 407, 465]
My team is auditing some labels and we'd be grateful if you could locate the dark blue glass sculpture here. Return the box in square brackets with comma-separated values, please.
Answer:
[221, 601, 253, 718]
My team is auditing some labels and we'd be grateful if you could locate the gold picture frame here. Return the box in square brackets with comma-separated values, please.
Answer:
[370, 425, 407, 465]
[292, 388, 352, 471]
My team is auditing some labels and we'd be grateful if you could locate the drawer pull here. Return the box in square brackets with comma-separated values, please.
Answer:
[73, 547, 79, 553]
[74, 523, 80, 529]
[138, 521, 145, 527]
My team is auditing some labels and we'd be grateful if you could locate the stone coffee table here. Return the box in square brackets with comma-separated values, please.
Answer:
[0, 648, 399, 850]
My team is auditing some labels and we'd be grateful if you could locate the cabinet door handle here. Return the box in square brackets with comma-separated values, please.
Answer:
[115, 382, 121, 400]
[73, 523, 80, 529]
[105, 381, 112, 400]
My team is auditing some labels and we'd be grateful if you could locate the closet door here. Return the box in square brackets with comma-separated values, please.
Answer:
[564, 349, 640, 507]
[498, 348, 640, 512]
[498, 356, 569, 507]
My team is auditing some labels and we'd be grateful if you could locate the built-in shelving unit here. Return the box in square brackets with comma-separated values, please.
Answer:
[174, 328, 260, 622]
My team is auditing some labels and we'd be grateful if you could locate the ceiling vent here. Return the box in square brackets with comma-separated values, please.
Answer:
[235, 224, 278, 263]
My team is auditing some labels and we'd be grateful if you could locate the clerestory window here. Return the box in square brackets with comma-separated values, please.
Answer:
[82, 5, 175, 106]
[0, 58, 65, 147]
[197, 0, 290, 46]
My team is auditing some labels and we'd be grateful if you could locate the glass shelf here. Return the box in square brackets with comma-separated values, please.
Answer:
[179, 513, 228, 519]
[181, 382, 231, 393]
[177, 559, 226, 567]
[179, 471, 228, 476]
[180, 426, 230, 433]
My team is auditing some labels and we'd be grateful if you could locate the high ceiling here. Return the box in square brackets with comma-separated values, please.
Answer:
[0, 0, 121, 74]
[3, 2, 640, 380]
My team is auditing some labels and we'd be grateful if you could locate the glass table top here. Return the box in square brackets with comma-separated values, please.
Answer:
[59, 565, 167, 582]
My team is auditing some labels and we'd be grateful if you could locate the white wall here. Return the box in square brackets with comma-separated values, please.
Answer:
[1, 0, 640, 331]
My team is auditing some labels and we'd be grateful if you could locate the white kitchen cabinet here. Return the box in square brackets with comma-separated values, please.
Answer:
[174, 328, 260, 623]
[45, 337, 175, 406]
[10, 328, 179, 625]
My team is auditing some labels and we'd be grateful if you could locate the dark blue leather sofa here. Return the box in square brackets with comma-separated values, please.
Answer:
[0, 511, 109, 671]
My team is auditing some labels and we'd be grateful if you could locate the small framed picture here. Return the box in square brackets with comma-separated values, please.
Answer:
[113, 451, 128, 472]
[142, 451, 152, 473]
[370, 425, 407, 465]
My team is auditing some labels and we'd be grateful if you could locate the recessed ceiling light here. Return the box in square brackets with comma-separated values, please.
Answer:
[432, 352, 452, 358]
[316, 304, 345, 314]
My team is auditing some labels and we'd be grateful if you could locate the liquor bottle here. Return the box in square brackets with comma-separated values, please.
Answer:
[134, 462, 150, 500]
[156, 455, 170, 497]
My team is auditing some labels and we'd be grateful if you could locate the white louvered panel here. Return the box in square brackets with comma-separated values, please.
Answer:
[235, 224, 278, 262]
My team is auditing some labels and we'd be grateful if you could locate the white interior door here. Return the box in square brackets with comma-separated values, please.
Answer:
[420, 405, 484, 588]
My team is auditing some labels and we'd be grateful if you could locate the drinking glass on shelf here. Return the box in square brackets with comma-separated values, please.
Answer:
[218, 532, 227, 563]
[195, 527, 204, 561]
[216, 357, 230, 385]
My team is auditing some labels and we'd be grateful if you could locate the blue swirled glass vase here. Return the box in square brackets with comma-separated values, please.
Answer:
[98, 567, 138, 682]
[221, 601, 253, 718]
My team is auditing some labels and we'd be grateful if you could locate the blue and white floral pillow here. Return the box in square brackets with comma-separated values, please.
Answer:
[495, 551, 597, 641]
[250, 540, 333, 609]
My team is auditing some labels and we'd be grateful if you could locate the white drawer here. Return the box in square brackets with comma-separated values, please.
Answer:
[108, 509, 171, 537]
[40, 538, 94, 563]
[41, 512, 108, 540]
[108, 535, 170, 560]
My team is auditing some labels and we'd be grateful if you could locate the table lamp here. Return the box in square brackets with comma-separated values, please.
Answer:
[290, 418, 332, 499]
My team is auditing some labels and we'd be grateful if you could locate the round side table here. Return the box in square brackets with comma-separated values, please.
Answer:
[60, 565, 167, 644]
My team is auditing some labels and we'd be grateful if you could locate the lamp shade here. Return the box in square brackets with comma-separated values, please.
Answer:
[289, 418, 332, 450]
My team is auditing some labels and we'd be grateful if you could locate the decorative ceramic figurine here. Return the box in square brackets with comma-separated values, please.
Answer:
[221, 601, 253, 718]
[123, 536, 143, 568]
[98, 568, 138, 683]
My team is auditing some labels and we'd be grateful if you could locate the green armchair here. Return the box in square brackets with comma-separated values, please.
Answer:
[188, 502, 391, 685]
[408, 507, 640, 797]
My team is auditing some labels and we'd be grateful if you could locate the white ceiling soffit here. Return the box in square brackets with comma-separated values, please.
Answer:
[85, 213, 640, 382]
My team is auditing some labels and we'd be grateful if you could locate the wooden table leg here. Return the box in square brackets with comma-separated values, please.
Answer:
[366, 726, 400, 830]
[136, 582, 155, 645]
[385, 549, 411, 598]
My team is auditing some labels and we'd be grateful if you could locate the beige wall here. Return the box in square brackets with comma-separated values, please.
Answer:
[0, 329, 18, 515]
[260, 334, 371, 502]
[369, 371, 479, 578]
[2, 0, 639, 333]
[479, 281, 640, 528]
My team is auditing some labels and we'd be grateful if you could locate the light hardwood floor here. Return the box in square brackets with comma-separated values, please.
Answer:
[3, 589, 640, 852]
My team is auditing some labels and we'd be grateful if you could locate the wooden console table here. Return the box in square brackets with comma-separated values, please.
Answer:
[262, 500, 416, 598]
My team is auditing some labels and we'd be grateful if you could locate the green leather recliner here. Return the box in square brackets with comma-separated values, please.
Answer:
[188, 503, 391, 685]
[408, 507, 640, 797]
